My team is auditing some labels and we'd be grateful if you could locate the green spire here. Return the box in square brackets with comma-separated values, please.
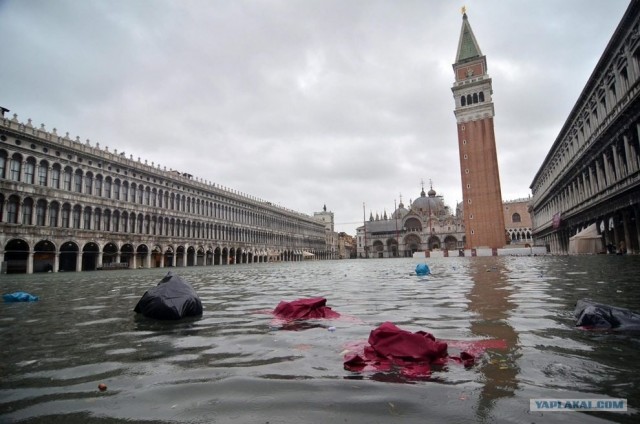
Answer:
[456, 13, 482, 63]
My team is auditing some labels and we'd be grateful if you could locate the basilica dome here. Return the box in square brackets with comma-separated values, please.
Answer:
[411, 186, 447, 215]
[392, 201, 409, 219]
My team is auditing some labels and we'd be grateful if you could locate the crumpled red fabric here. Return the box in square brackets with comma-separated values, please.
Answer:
[273, 297, 341, 320]
[343, 322, 477, 377]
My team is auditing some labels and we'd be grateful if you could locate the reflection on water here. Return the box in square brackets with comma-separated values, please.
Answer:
[466, 258, 520, 422]
[1, 256, 639, 423]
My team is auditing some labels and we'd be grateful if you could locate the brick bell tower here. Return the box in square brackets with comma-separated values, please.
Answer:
[451, 10, 505, 249]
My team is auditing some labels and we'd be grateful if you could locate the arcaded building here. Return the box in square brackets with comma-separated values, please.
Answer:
[451, 12, 506, 249]
[530, 1, 640, 254]
[356, 184, 466, 258]
[0, 110, 329, 273]
[503, 198, 533, 246]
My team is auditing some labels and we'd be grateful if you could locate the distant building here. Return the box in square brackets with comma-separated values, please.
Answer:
[314, 204, 339, 259]
[338, 232, 356, 259]
[503, 198, 533, 246]
[357, 184, 465, 258]
[314, 204, 334, 232]
[312, 206, 354, 259]
[356, 185, 532, 258]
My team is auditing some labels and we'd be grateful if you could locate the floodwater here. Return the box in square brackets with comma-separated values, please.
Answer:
[1, 256, 639, 423]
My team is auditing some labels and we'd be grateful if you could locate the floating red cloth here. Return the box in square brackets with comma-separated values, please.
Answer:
[344, 322, 478, 377]
[272, 297, 341, 320]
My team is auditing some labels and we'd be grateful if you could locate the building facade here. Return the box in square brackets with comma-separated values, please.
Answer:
[451, 12, 506, 249]
[0, 110, 330, 274]
[313, 204, 339, 259]
[356, 185, 532, 258]
[530, 1, 640, 254]
[503, 198, 533, 246]
[356, 185, 466, 258]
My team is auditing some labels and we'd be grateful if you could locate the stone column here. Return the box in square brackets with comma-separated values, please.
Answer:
[622, 210, 631, 254]
[27, 251, 34, 274]
[613, 142, 624, 179]
[603, 152, 612, 186]
[19, 159, 25, 183]
[588, 165, 595, 196]
[1, 199, 7, 222]
[146, 251, 151, 268]
[623, 133, 635, 174]
[54, 253, 60, 273]
[97, 250, 103, 269]
[76, 252, 82, 272]
[611, 215, 620, 250]
[634, 206, 640, 253]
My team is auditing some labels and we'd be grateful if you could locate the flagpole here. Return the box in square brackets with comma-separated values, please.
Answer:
[394, 198, 398, 258]
[363, 202, 367, 259]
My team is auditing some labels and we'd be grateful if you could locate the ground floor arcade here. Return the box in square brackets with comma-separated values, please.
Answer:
[1, 236, 325, 274]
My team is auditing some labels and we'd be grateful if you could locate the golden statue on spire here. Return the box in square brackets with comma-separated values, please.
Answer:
[461, 5, 466, 15]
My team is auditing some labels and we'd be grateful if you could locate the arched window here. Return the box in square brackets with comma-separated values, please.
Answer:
[51, 164, 61, 189]
[63, 166, 73, 191]
[130, 184, 137, 203]
[84, 172, 93, 195]
[24, 158, 36, 184]
[10, 153, 22, 181]
[83, 206, 92, 229]
[0, 150, 7, 179]
[114, 179, 121, 200]
[461, 96, 466, 106]
[7, 195, 19, 223]
[74, 169, 83, 193]
[61, 204, 71, 227]
[94, 175, 102, 196]
[38, 160, 48, 186]
[121, 212, 128, 232]
[84, 172, 93, 194]
[104, 177, 112, 199]
[72, 205, 82, 228]
[22, 198, 33, 225]
[103, 209, 111, 232]
[479, 92, 485, 102]
[94, 208, 102, 230]
[111, 211, 119, 232]
[473, 93, 478, 103]
[36, 199, 46, 226]
[466, 94, 472, 105]
[512, 213, 521, 223]
[49, 202, 59, 227]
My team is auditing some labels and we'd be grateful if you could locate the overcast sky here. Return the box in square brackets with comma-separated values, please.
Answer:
[0, 0, 631, 233]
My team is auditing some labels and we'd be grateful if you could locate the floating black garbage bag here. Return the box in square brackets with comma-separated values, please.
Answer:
[134, 272, 203, 320]
[574, 299, 640, 331]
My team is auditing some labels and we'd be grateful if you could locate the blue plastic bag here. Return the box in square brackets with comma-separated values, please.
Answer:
[3, 292, 39, 302]
[415, 263, 430, 276]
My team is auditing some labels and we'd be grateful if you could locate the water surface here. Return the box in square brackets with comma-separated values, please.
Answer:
[1, 256, 639, 423]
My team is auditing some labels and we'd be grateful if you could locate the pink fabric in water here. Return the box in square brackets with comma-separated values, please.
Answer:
[272, 297, 341, 320]
[344, 322, 488, 378]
